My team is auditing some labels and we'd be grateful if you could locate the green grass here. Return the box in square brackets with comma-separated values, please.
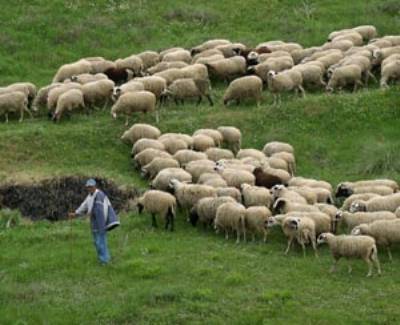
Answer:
[1, 0, 400, 324]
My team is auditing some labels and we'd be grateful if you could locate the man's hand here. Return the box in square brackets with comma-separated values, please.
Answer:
[68, 212, 76, 219]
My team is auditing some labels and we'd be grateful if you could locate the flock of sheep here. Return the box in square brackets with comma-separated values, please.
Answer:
[1, 25, 400, 123]
[125, 122, 400, 277]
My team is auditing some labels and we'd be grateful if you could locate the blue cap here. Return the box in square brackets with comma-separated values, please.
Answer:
[85, 178, 97, 187]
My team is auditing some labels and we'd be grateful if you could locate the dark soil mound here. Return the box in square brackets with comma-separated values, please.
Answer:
[0, 176, 138, 221]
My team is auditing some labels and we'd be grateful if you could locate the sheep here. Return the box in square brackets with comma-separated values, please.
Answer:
[194, 54, 226, 65]
[264, 42, 303, 53]
[249, 57, 294, 83]
[317, 233, 381, 277]
[287, 186, 318, 204]
[205, 147, 234, 162]
[52, 59, 92, 83]
[315, 203, 339, 233]
[380, 60, 400, 88]
[336, 180, 398, 198]
[147, 61, 188, 75]
[217, 126, 242, 154]
[134, 76, 167, 100]
[82, 79, 115, 109]
[315, 52, 344, 70]
[115, 55, 144, 76]
[216, 159, 255, 173]
[159, 133, 193, 148]
[288, 176, 333, 193]
[131, 138, 165, 156]
[341, 193, 380, 211]
[268, 215, 317, 257]
[133, 148, 171, 169]
[291, 47, 321, 64]
[214, 164, 255, 189]
[47, 82, 82, 113]
[253, 167, 290, 189]
[214, 202, 246, 243]
[161, 78, 213, 106]
[223, 76, 263, 107]
[245, 206, 271, 242]
[160, 47, 186, 59]
[292, 63, 326, 89]
[339, 179, 399, 192]
[262, 141, 294, 156]
[216, 187, 242, 203]
[270, 184, 307, 203]
[382, 36, 400, 46]
[158, 136, 188, 155]
[150, 168, 192, 191]
[372, 46, 400, 65]
[31, 83, 62, 112]
[189, 196, 236, 228]
[350, 193, 400, 213]
[173, 150, 207, 166]
[68, 73, 108, 84]
[168, 179, 217, 211]
[335, 210, 397, 232]
[273, 198, 319, 214]
[193, 129, 223, 147]
[236, 149, 266, 161]
[322, 40, 354, 52]
[241, 183, 273, 208]
[113, 81, 145, 100]
[257, 51, 292, 63]
[327, 55, 375, 85]
[332, 31, 364, 46]
[0, 91, 30, 123]
[381, 54, 400, 68]
[352, 219, 400, 261]
[180, 64, 209, 81]
[52, 89, 85, 122]
[352, 25, 377, 42]
[162, 49, 191, 63]
[267, 69, 305, 105]
[200, 176, 228, 188]
[302, 187, 334, 204]
[141, 157, 180, 180]
[154, 68, 185, 85]
[104, 67, 134, 85]
[120, 123, 161, 145]
[205, 56, 247, 82]
[192, 49, 224, 62]
[184, 159, 216, 182]
[137, 190, 176, 231]
[87, 59, 116, 74]
[192, 134, 216, 152]
[191, 39, 231, 55]
[111, 91, 157, 126]
[0, 82, 37, 109]
[216, 43, 247, 58]
[137, 51, 160, 70]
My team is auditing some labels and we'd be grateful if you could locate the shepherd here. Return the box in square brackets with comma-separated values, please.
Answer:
[69, 179, 120, 265]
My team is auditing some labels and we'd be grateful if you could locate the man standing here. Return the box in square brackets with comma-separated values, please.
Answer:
[69, 179, 119, 265]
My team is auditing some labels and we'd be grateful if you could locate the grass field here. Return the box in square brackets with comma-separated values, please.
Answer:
[1, 0, 400, 324]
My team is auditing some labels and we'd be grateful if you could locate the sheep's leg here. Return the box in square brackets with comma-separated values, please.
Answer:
[300, 241, 306, 258]
[236, 229, 240, 244]
[206, 95, 214, 106]
[365, 258, 373, 277]
[330, 258, 339, 273]
[24, 107, 33, 119]
[347, 263, 353, 274]
[387, 246, 393, 262]
[125, 116, 129, 127]
[242, 227, 246, 243]
[284, 237, 293, 255]
[311, 236, 318, 258]
[298, 85, 306, 98]
[319, 78, 327, 87]
[19, 109, 24, 123]
[5, 113, 8, 123]
[151, 214, 158, 228]
[371, 249, 382, 275]
[170, 215, 174, 232]
[262, 229, 268, 243]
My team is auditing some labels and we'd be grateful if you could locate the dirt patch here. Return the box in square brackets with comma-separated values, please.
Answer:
[0, 176, 138, 221]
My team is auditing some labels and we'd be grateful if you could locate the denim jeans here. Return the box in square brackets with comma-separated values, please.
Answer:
[92, 231, 110, 264]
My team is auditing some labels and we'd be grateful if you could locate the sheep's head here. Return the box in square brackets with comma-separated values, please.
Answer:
[168, 178, 180, 194]
[351, 225, 362, 235]
[214, 163, 225, 173]
[140, 167, 148, 178]
[335, 183, 353, 197]
[267, 70, 277, 79]
[334, 210, 344, 222]
[317, 233, 331, 245]
[272, 198, 286, 213]
[287, 217, 301, 230]
[70, 75, 78, 82]
[266, 216, 278, 228]
[350, 201, 366, 212]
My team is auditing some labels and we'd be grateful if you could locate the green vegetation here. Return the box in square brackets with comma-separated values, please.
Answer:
[1, 0, 400, 323]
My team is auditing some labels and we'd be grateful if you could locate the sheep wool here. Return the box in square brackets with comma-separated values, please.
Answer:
[120, 123, 161, 145]
[214, 202, 246, 243]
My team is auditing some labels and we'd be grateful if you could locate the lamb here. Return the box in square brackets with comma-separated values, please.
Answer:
[267, 69, 305, 105]
[82, 79, 115, 109]
[350, 193, 400, 213]
[168, 179, 217, 210]
[335, 210, 397, 232]
[31, 83, 62, 112]
[150, 167, 192, 191]
[262, 141, 294, 156]
[193, 129, 223, 147]
[141, 157, 180, 180]
[161, 49, 191, 63]
[134, 76, 167, 100]
[104, 67, 134, 85]
[173, 150, 207, 166]
[253, 167, 289, 189]
[205, 56, 247, 82]
[223, 76, 263, 107]
[216, 187, 242, 203]
[137, 51, 160, 70]
[137, 190, 176, 231]
[214, 164, 255, 189]
[133, 148, 171, 169]
[214, 202, 246, 243]
[352, 219, 400, 261]
[113, 81, 145, 100]
[115, 55, 144, 76]
[161, 78, 213, 106]
[111, 91, 157, 126]
[0, 91, 30, 123]
[147, 61, 188, 75]
[241, 183, 273, 208]
[120, 123, 161, 145]
[380, 60, 400, 88]
[317, 233, 381, 277]
[52, 89, 85, 122]
[341, 193, 380, 211]
[205, 147, 234, 162]
[217, 126, 242, 154]
[159, 135, 189, 154]
[245, 206, 271, 242]
[273, 197, 319, 214]
[131, 138, 165, 156]
[52, 59, 92, 83]
[192, 134, 216, 152]
[184, 159, 217, 182]
[189, 196, 236, 228]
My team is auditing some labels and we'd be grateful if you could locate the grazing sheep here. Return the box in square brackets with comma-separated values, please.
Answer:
[199, 175, 228, 188]
[0, 91, 30, 123]
[191, 39, 231, 55]
[115, 55, 144, 76]
[141, 157, 180, 179]
[134, 76, 167, 100]
[253, 167, 289, 189]
[216, 159, 255, 173]
[353, 25, 378, 42]
[133, 148, 171, 169]
[352, 219, 400, 261]
[341, 193, 380, 211]
[336, 180, 398, 197]
[111, 91, 157, 126]
[137, 51, 160, 70]
[284, 211, 332, 235]
[195, 54, 226, 65]
[131, 138, 165, 156]
[137, 190, 176, 231]
[205, 56, 247, 82]
[162, 49, 191, 63]
[214, 164, 255, 189]
[82, 79, 115, 109]
[147, 61, 189, 75]
[32, 83, 62, 112]
[173, 149, 207, 166]
[216, 187, 242, 203]
[317, 233, 381, 277]
[69, 73, 108, 84]
[216, 43, 247, 58]
[103, 67, 134, 85]
[193, 129, 223, 147]
[46, 82, 82, 113]
[245, 206, 271, 242]
[154, 68, 185, 85]
[263, 141, 294, 156]
[372, 46, 400, 65]
[0, 82, 37, 109]
[315, 203, 339, 233]
[350, 193, 400, 213]
[159, 133, 193, 148]
[205, 147, 234, 162]
[159, 135, 189, 155]
[192, 49, 223, 62]
[322, 40, 354, 52]
[217, 126, 242, 154]
[267, 69, 305, 105]
[161, 78, 213, 106]
[87, 59, 116, 74]
[288, 186, 318, 204]
[150, 167, 192, 191]
[237, 149, 266, 161]
[291, 47, 321, 64]
[336, 184, 394, 198]
[380, 60, 400, 88]
[223, 76, 263, 107]
[335, 210, 397, 232]
[120, 123, 161, 145]
[181, 64, 209, 81]
[249, 56, 294, 82]
[273, 198, 319, 214]
[241, 184, 273, 208]
[332, 31, 364, 46]
[288, 177, 333, 193]
[189, 196, 236, 228]
[52, 59, 92, 83]
[184, 159, 216, 182]
[382, 36, 400, 46]
[214, 202, 246, 243]
[52, 89, 85, 122]
[113, 81, 145, 100]
[192, 134, 216, 152]
[160, 47, 186, 59]
[292, 63, 326, 89]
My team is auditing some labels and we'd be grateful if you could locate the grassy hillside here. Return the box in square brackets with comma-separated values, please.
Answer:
[1, 0, 400, 324]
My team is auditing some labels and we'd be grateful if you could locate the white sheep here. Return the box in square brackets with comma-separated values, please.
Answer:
[272, 197, 319, 214]
[216, 187, 242, 203]
[162, 78, 213, 106]
[131, 138, 165, 156]
[205, 56, 247, 82]
[115, 55, 144, 76]
[317, 233, 381, 277]
[380, 60, 400, 88]
[223, 76, 263, 107]
[173, 149, 207, 166]
[0, 91, 30, 123]
[350, 193, 400, 213]
[120, 123, 161, 145]
[154, 68, 185, 85]
[137, 51, 160, 70]
[192, 134, 216, 152]
[288, 176, 333, 193]
[193, 129, 223, 147]
[335, 210, 397, 232]
[53, 89, 85, 122]
[82, 79, 115, 109]
[336, 179, 398, 197]
[205, 148, 234, 162]
[214, 164, 255, 189]
[217, 126, 242, 154]
[241, 184, 273, 208]
[326, 64, 363, 92]
[150, 167, 192, 191]
[267, 69, 305, 105]
[133, 148, 171, 169]
[53, 59, 92, 83]
[341, 193, 380, 211]
[113, 81, 145, 100]
[31, 83, 62, 112]
[141, 157, 180, 180]
[47, 82, 82, 113]
[134, 76, 167, 100]
[69, 73, 108, 84]
[162, 49, 191, 63]
[262, 141, 294, 156]
[270, 184, 307, 204]
[147, 61, 188, 75]
[159, 136, 189, 155]
[184, 159, 216, 182]
[214, 202, 246, 243]
[245, 206, 271, 242]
